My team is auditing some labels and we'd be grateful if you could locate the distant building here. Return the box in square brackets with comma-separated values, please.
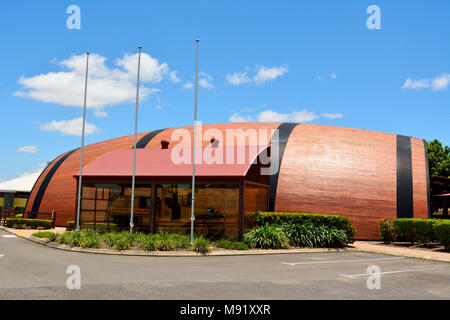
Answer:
[0, 169, 43, 211]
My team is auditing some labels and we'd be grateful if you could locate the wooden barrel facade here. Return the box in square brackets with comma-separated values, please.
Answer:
[25, 123, 429, 239]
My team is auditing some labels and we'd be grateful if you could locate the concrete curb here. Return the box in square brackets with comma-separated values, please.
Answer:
[0, 226, 354, 257]
[352, 241, 450, 263]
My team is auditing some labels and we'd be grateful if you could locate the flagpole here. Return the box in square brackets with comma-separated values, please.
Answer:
[76, 52, 90, 232]
[130, 46, 142, 234]
[190, 39, 199, 244]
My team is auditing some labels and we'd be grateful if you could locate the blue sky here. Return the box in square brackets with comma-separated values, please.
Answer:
[0, 0, 449, 181]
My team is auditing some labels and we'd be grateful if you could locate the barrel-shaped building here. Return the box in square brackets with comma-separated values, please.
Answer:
[25, 123, 430, 239]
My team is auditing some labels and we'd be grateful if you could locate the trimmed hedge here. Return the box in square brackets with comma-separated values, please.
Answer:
[6, 218, 53, 229]
[434, 221, 450, 250]
[255, 212, 356, 243]
[392, 218, 437, 244]
[379, 218, 396, 243]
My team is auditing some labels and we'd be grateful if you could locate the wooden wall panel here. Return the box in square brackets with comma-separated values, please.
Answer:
[31, 132, 149, 226]
[275, 124, 398, 240]
[411, 138, 428, 218]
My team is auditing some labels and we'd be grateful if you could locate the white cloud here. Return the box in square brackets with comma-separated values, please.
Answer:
[431, 74, 450, 91]
[331, 73, 337, 79]
[94, 110, 108, 118]
[229, 113, 254, 123]
[181, 81, 193, 90]
[257, 109, 318, 122]
[229, 109, 321, 123]
[402, 78, 430, 90]
[402, 73, 450, 91]
[322, 113, 343, 119]
[226, 72, 251, 86]
[253, 65, 288, 85]
[199, 72, 215, 89]
[14, 52, 177, 109]
[17, 145, 38, 154]
[40, 117, 100, 136]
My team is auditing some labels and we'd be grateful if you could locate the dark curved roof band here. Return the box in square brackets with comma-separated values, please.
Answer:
[396, 135, 413, 218]
[268, 123, 299, 211]
[31, 149, 78, 213]
[136, 129, 166, 148]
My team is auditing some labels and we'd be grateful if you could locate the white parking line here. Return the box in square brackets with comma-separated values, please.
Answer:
[339, 267, 444, 278]
[1, 235, 17, 238]
[282, 256, 405, 266]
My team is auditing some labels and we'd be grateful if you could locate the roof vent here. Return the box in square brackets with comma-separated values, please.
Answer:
[210, 137, 219, 148]
[161, 140, 170, 149]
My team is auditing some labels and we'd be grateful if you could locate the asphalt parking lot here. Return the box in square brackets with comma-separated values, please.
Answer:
[1, 229, 449, 299]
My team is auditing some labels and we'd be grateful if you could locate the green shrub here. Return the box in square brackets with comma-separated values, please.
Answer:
[414, 220, 436, 244]
[379, 218, 396, 244]
[66, 231, 83, 247]
[102, 231, 135, 251]
[193, 237, 210, 255]
[215, 240, 249, 250]
[322, 228, 349, 248]
[80, 229, 102, 248]
[392, 219, 417, 244]
[392, 218, 438, 244]
[56, 231, 71, 245]
[15, 214, 23, 218]
[254, 212, 356, 243]
[171, 233, 191, 249]
[434, 221, 450, 251]
[244, 225, 289, 249]
[32, 231, 57, 242]
[282, 224, 349, 248]
[138, 235, 157, 251]
[6, 218, 53, 229]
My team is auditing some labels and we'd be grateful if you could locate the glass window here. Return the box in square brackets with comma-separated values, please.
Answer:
[154, 183, 240, 240]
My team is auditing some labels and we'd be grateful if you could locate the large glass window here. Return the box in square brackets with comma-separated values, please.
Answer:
[154, 183, 240, 240]
[80, 184, 152, 232]
[243, 184, 268, 233]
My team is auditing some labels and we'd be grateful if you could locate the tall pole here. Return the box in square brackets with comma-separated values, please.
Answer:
[76, 52, 90, 231]
[130, 46, 142, 234]
[190, 40, 199, 244]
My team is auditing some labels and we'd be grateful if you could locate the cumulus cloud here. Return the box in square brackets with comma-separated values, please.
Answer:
[253, 65, 288, 85]
[181, 81, 193, 90]
[402, 78, 430, 90]
[331, 73, 337, 79]
[17, 145, 38, 154]
[94, 110, 108, 118]
[431, 74, 450, 91]
[40, 117, 100, 136]
[199, 72, 215, 89]
[322, 113, 343, 119]
[402, 73, 450, 91]
[226, 72, 251, 86]
[229, 113, 254, 123]
[229, 109, 324, 123]
[14, 52, 178, 109]
[226, 65, 288, 86]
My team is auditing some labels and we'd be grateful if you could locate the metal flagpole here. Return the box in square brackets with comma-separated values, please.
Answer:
[130, 46, 142, 234]
[76, 52, 90, 232]
[190, 40, 199, 244]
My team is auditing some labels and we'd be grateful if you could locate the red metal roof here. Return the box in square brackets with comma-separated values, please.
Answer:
[74, 145, 269, 179]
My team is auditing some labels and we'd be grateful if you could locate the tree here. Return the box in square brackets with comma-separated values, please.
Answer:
[427, 139, 450, 179]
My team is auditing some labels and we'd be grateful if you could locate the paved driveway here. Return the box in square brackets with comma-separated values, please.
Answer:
[1, 229, 449, 299]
